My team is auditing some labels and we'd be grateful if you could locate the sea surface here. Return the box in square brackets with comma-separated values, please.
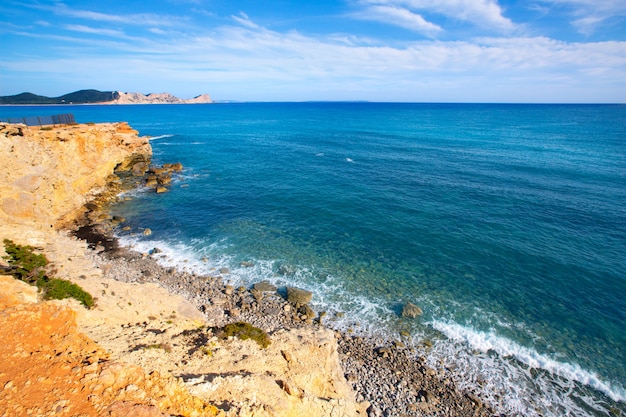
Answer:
[3, 103, 625, 416]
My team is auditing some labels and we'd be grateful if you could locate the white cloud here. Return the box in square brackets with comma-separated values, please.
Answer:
[572, 15, 606, 35]
[149, 27, 168, 35]
[64, 24, 126, 38]
[360, 0, 516, 31]
[32, 2, 186, 28]
[353, 5, 443, 36]
[538, 0, 626, 34]
[231, 12, 263, 30]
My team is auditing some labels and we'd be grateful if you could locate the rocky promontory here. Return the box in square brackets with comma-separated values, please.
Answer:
[110, 92, 213, 105]
[0, 122, 151, 231]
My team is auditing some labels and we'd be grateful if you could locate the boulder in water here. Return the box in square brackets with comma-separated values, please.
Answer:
[278, 264, 296, 276]
[286, 287, 312, 306]
[132, 161, 149, 176]
[401, 302, 422, 318]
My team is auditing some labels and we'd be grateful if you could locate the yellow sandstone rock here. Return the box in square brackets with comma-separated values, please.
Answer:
[0, 122, 150, 230]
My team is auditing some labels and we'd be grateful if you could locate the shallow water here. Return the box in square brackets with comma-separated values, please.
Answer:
[3, 102, 625, 416]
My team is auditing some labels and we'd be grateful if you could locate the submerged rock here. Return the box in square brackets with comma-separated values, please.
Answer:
[278, 264, 296, 276]
[111, 215, 125, 224]
[401, 302, 422, 318]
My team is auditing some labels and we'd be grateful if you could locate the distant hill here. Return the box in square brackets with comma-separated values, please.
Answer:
[0, 92, 55, 104]
[0, 89, 212, 105]
[59, 90, 119, 104]
[0, 90, 119, 105]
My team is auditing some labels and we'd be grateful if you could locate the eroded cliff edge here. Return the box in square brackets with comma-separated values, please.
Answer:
[0, 122, 150, 232]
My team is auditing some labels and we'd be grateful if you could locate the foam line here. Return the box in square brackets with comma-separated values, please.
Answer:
[149, 134, 174, 140]
[431, 320, 626, 403]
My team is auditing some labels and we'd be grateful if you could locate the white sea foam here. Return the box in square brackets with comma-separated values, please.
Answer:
[430, 319, 626, 414]
[228, 259, 395, 332]
[345, 157, 354, 163]
[148, 134, 174, 140]
[117, 235, 233, 276]
[117, 233, 394, 332]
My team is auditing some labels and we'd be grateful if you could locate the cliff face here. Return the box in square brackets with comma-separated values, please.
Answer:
[0, 122, 151, 230]
[113, 92, 213, 104]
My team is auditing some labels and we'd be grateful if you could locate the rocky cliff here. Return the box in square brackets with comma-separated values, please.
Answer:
[0, 275, 221, 417]
[112, 92, 213, 104]
[0, 122, 151, 231]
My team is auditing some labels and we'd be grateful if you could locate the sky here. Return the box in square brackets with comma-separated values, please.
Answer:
[1, 0, 625, 102]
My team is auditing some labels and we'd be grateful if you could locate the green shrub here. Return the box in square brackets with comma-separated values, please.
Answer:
[3, 239, 48, 284]
[2, 239, 94, 308]
[37, 277, 94, 308]
[222, 322, 271, 348]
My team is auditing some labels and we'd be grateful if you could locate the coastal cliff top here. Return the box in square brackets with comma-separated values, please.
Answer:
[0, 274, 221, 417]
[0, 122, 151, 231]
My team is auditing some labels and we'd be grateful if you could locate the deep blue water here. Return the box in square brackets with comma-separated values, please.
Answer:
[3, 103, 625, 416]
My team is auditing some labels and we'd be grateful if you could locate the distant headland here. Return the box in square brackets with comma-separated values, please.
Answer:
[0, 89, 212, 105]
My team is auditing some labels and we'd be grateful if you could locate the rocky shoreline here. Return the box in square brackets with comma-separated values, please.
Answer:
[76, 184, 496, 417]
[1, 121, 496, 416]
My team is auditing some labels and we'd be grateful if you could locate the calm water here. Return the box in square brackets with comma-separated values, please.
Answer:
[3, 103, 625, 416]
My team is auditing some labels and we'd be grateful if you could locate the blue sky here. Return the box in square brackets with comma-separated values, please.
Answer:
[1, 0, 625, 102]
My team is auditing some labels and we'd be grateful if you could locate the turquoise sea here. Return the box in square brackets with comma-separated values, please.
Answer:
[3, 103, 625, 416]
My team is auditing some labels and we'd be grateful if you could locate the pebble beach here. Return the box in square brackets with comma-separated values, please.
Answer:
[75, 215, 495, 417]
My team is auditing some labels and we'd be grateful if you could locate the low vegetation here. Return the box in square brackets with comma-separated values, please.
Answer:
[37, 277, 94, 308]
[2, 239, 47, 284]
[221, 321, 271, 348]
[2, 239, 94, 308]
